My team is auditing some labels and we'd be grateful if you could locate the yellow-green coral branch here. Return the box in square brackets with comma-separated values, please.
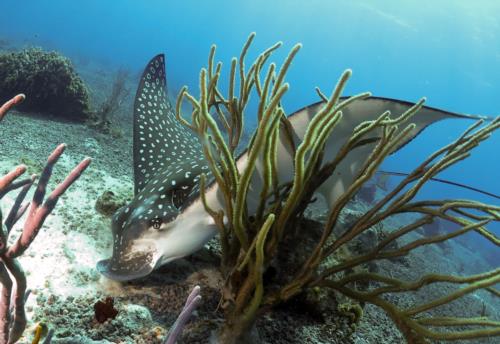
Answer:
[416, 316, 500, 328]
[233, 84, 289, 249]
[405, 272, 500, 316]
[241, 213, 275, 324]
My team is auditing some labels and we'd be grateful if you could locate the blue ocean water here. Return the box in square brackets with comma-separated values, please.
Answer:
[1, 0, 498, 259]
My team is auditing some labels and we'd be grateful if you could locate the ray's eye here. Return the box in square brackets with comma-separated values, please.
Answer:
[151, 217, 162, 230]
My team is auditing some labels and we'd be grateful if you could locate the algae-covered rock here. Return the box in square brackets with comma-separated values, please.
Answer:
[0, 47, 91, 121]
[95, 190, 130, 216]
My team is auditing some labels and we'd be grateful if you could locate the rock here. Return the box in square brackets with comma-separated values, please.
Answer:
[52, 336, 114, 344]
[95, 190, 127, 216]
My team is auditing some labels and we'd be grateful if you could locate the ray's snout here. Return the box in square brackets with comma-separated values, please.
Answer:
[97, 206, 159, 281]
[97, 257, 154, 282]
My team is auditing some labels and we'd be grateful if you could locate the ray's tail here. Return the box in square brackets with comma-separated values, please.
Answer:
[377, 170, 500, 200]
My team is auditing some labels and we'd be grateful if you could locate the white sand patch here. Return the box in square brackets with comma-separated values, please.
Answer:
[0, 153, 133, 311]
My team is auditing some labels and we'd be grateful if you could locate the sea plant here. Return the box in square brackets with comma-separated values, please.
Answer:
[88, 68, 130, 135]
[0, 94, 90, 343]
[176, 33, 500, 343]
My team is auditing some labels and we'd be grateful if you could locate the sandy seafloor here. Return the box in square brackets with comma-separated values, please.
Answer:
[0, 62, 498, 344]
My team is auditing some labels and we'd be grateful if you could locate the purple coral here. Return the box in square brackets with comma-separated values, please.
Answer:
[164, 285, 202, 344]
[0, 94, 91, 343]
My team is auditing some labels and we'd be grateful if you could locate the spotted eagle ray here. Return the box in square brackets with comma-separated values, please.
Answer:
[97, 54, 489, 281]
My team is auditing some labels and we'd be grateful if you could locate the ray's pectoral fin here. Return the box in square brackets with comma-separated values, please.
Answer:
[132, 53, 170, 194]
[304, 96, 488, 207]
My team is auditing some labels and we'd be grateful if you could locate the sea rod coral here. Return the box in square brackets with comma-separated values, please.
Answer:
[0, 94, 90, 344]
[176, 33, 500, 343]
